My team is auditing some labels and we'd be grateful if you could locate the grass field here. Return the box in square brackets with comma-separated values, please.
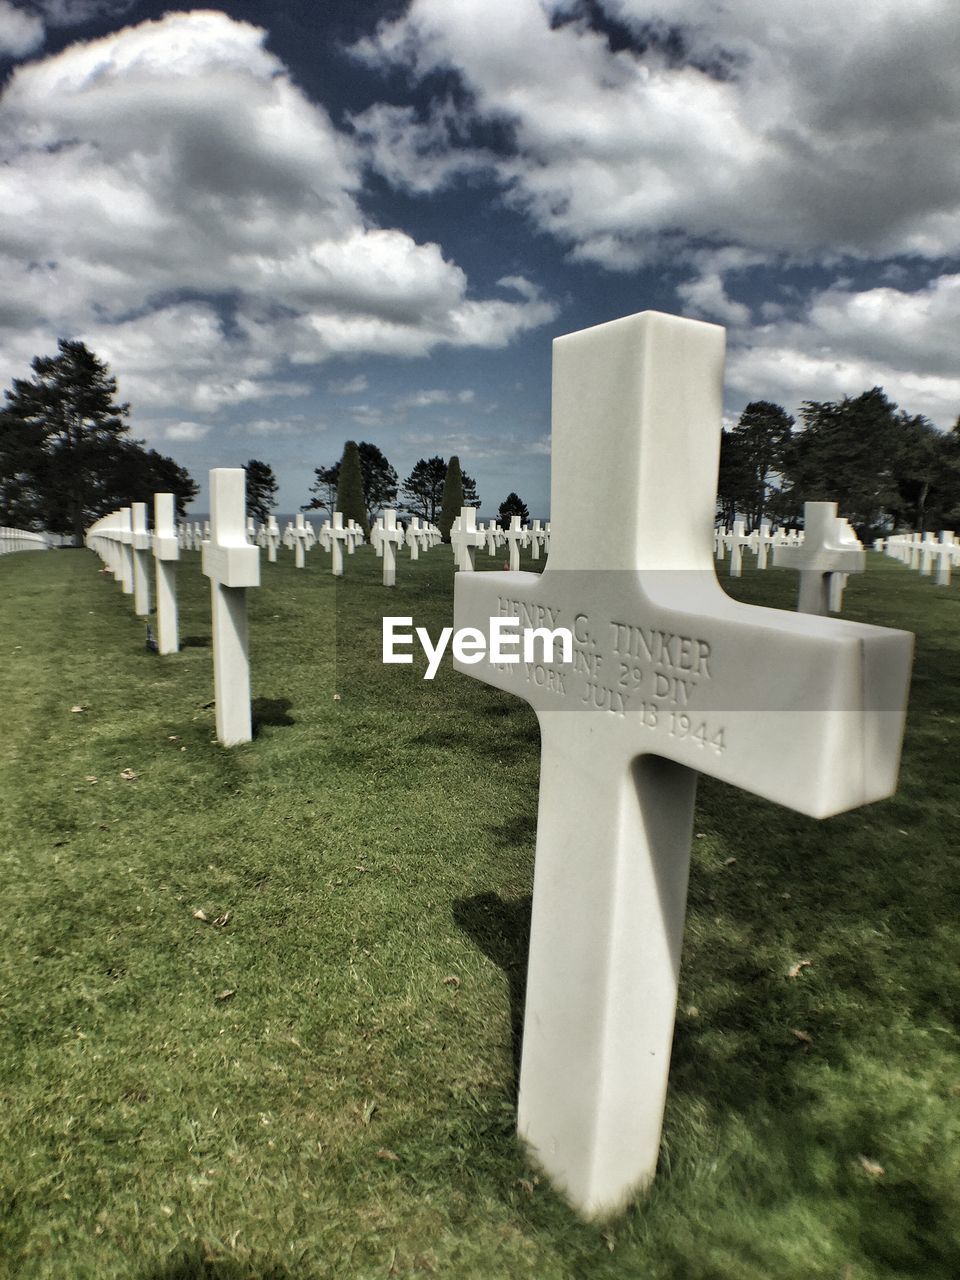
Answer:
[1, 543, 958, 1279]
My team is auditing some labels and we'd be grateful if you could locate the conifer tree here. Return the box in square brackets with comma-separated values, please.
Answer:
[336, 441, 369, 536]
[244, 459, 278, 523]
[497, 492, 529, 526]
[438, 454, 465, 543]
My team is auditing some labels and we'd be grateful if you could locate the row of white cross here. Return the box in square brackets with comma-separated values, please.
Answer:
[81, 310, 914, 1223]
[0, 526, 51, 555]
[879, 529, 958, 586]
[86, 497, 181, 656]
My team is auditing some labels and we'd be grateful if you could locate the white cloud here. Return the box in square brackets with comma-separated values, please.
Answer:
[394, 388, 475, 410]
[0, 11, 555, 418]
[399, 428, 550, 459]
[353, 0, 960, 268]
[727, 274, 960, 428]
[165, 421, 211, 442]
[328, 374, 368, 395]
[0, 1, 43, 56]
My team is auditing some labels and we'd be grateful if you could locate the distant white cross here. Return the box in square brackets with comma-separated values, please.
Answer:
[453, 311, 913, 1220]
[773, 501, 864, 614]
[503, 515, 528, 571]
[451, 506, 485, 571]
[726, 519, 754, 578]
[201, 469, 260, 746]
[529, 518, 545, 561]
[324, 512, 350, 576]
[376, 509, 404, 586]
[934, 531, 955, 586]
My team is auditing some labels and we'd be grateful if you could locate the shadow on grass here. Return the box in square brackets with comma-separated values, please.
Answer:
[252, 696, 295, 734]
[143, 1257, 298, 1280]
[180, 635, 211, 648]
[453, 891, 532, 1096]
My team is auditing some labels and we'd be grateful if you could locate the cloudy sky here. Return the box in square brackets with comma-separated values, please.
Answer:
[2, 0, 959, 516]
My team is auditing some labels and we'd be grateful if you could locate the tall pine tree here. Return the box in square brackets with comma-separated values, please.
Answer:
[0, 339, 196, 542]
[336, 441, 369, 535]
[244, 459, 278, 523]
[438, 454, 465, 543]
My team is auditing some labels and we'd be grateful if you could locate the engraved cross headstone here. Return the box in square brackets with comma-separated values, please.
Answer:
[453, 311, 913, 1219]
[201, 469, 260, 747]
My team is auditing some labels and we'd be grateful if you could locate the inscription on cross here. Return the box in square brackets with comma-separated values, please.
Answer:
[453, 311, 913, 1219]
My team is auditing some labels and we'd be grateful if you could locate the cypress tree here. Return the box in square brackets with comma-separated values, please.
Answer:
[336, 440, 369, 536]
[438, 454, 465, 543]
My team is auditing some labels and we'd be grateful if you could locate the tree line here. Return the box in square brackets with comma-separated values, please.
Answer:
[719, 395, 960, 540]
[0, 340, 196, 544]
[4, 339, 959, 547]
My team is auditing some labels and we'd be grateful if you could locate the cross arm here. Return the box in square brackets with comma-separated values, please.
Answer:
[453, 569, 913, 821]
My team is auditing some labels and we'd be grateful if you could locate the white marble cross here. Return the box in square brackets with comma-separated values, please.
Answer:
[346, 519, 364, 553]
[934, 531, 955, 586]
[452, 311, 913, 1220]
[919, 532, 937, 576]
[503, 515, 528, 571]
[484, 522, 504, 557]
[529, 518, 546, 561]
[407, 515, 423, 560]
[324, 512, 350, 576]
[726, 519, 755, 578]
[377, 509, 404, 586]
[774, 501, 865, 614]
[153, 492, 180, 654]
[201, 469, 260, 746]
[130, 502, 152, 617]
[116, 506, 134, 594]
[284, 513, 315, 568]
[754, 520, 776, 570]
[451, 506, 485, 571]
[262, 515, 280, 562]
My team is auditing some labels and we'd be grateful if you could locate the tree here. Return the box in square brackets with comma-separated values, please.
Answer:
[304, 463, 340, 516]
[890, 414, 960, 534]
[716, 402, 793, 528]
[497, 492, 529, 526]
[401, 456, 480, 522]
[400, 455, 447, 522]
[0, 339, 196, 541]
[462, 470, 481, 508]
[783, 388, 905, 540]
[716, 427, 752, 529]
[335, 441, 368, 535]
[438, 455, 465, 542]
[357, 442, 398, 520]
[244, 459, 278, 523]
[104, 442, 197, 517]
[732, 401, 794, 525]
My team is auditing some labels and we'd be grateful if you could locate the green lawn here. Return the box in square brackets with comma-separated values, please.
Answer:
[0, 544, 958, 1279]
